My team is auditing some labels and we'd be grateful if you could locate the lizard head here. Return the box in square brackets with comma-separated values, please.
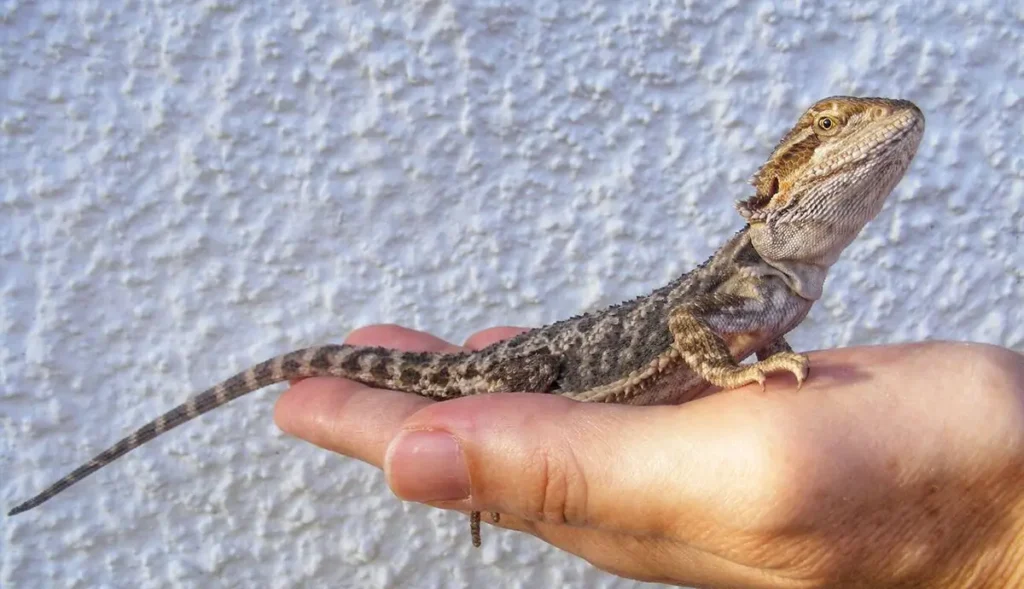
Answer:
[738, 96, 924, 275]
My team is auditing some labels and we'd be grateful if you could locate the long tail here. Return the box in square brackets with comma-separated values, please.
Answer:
[8, 344, 479, 516]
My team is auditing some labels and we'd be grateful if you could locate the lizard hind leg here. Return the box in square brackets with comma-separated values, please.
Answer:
[669, 309, 808, 392]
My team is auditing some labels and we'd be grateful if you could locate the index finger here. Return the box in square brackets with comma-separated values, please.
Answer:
[463, 326, 531, 350]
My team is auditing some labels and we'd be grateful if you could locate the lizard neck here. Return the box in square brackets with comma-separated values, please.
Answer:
[758, 258, 829, 301]
[718, 226, 830, 301]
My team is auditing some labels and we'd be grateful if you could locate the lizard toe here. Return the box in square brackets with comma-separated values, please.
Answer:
[705, 365, 768, 391]
[754, 352, 809, 389]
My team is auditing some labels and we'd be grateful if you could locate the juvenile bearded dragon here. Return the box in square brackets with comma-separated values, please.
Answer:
[9, 96, 925, 546]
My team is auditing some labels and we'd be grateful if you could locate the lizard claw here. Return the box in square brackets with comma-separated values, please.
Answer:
[754, 371, 767, 393]
[764, 352, 809, 390]
[794, 364, 808, 390]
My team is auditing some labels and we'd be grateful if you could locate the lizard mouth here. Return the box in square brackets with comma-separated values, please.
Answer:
[737, 175, 779, 219]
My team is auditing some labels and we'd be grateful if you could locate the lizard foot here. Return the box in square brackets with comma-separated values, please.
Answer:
[704, 352, 809, 392]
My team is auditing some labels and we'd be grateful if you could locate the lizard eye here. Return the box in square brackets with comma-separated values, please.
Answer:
[814, 115, 840, 134]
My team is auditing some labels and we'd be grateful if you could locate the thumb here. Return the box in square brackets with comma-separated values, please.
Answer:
[382, 391, 752, 537]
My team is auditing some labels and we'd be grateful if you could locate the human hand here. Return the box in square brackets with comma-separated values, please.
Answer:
[274, 325, 1024, 588]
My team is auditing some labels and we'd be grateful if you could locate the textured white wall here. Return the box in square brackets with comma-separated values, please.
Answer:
[2, 1, 1022, 588]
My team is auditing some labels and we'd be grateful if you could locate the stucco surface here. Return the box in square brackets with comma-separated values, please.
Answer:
[1, 1, 1022, 588]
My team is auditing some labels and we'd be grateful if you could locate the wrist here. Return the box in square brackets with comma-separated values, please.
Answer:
[956, 347, 1024, 589]
[943, 476, 1024, 589]
[987, 502, 1024, 588]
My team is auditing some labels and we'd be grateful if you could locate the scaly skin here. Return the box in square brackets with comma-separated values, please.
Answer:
[9, 96, 925, 548]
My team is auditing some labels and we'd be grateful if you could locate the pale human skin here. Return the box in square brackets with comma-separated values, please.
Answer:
[274, 324, 1024, 589]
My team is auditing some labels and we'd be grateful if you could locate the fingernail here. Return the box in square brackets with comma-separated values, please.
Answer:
[386, 430, 470, 502]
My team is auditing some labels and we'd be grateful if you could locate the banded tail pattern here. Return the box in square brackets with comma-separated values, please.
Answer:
[8, 344, 484, 516]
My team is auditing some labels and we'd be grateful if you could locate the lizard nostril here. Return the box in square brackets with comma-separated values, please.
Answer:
[769, 176, 780, 197]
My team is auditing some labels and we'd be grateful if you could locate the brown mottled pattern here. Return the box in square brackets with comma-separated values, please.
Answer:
[9, 97, 925, 548]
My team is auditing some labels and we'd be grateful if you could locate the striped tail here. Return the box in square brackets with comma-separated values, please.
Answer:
[8, 343, 483, 516]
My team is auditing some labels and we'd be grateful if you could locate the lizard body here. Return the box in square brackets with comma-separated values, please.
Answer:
[8, 96, 925, 546]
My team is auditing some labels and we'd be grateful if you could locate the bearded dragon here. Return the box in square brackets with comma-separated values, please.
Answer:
[8, 96, 925, 547]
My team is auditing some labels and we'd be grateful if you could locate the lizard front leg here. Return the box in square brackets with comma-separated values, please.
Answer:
[669, 302, 808, 391]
